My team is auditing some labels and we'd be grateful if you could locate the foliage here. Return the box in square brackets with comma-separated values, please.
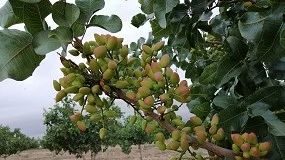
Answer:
[0, 125, 39, 159]
[41, 96, 125, 158]
[0, 0, 285, 159]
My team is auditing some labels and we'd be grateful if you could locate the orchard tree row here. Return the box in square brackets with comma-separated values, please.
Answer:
[41, 96, 168, 159]
[0, 125, 39, 159]
[0, 0, 285, 159]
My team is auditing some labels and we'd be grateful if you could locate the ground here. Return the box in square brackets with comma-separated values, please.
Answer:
[0, 144, 208, 160]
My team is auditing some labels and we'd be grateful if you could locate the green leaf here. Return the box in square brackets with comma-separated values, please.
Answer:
[280, 29, 285, 50]
[48, 26, 73, 56]
[9, 0, 51, 35]
[219, 105, 249, 133]
[150, 20, 172, 38]
[212, 95, 238, 109]
[264, 134, 285, 159]
[199, 62, 218, 85]
[32, 30, 61, 55]
[238, 12, 265, 41]
[188, 99, 211, 120]
[215, 58, 243, 87]
[245, 86, 282, 105]
[189, 84, 216, 100]
[131, 13, 147, 28]
[75, 0, 105, 22]
[256, 13, 285, 61]
[226, 36, 248, 60]
[0, 1, 21, 28]
[141, 0, 154, 14]
[18, 0, 41, 2]
[52, 1, 80, 27]
[190, 0, 208, 15]
[88, 15, 122, 33]
[0, 29, 45, 81]
[153, 0, 179, 28]
[249, 102, 285, 136]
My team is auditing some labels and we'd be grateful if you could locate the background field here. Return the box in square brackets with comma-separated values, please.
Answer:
[0, 144, 208, 160]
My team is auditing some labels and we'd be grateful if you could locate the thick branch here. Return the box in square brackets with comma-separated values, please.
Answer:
[114, 89, 236, 158]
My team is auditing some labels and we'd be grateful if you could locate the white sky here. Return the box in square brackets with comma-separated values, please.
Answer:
[0, 0, 191, 137]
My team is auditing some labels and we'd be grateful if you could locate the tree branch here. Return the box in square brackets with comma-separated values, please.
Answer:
[114, 88, 236, 158]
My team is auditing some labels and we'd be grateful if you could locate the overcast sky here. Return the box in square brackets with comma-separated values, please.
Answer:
[0, 0, 190, 137]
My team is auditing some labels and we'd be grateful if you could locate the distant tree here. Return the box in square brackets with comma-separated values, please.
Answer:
[41, 96, 127, 159]
[0, 125, 39, 159]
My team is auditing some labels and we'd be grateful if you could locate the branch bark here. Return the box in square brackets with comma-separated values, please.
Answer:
[114, 89, 236, 159]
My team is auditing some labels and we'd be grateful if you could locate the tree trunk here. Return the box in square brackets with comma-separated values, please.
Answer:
[138, 144, 143, 160]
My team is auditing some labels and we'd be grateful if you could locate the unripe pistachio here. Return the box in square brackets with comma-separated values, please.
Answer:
[142, 44, 153, 55]
[99, 128, 107, 139]
[234, 156, 243, 160]
[144, 96, 155, 106]
[94, 34, 106, 45]
[212, 133, 223, 141]
[126, 90, 136, 100]
[106, 36, 118, 51]
[165, 67, 173, 78]
[68, 49, 80, 56]
[115, 80, 129, 89]
[70, 112, 82, 122]
[156, 132, 165, 142]
[170, 72, 180, 84]
[91, 85, 101, 94]
[129, 115, 137, 125]
[145, 123, 156, 134]
[243, 151, 250, 159]
[154, 72, 164, 82]
[108, 60, 117, 70]
[60, 57, 71, 68]
[175, 86, 190, 97]
[171, 129, 181, 141]
[104, 110, 117, 118]
[258, 142, 272, 152]
[90, 113, 102, 121]
[73, 93, 84, 101]
[151, 62, 162, 73]
[155, 141, 166, 150]
[140, 77, 154, 89]
[249, 146, 260, 157]
[217, 128, 224, 139]
[180, 133, 189, 151]
[241, 143, 251, 152]
[248, 132, 258, 145]
[196, 130, 207, 143]
[194, 126, 206, 132]
[159, 54, 170, 68]
[53, 80, 61, 91]
[190, 116, 203, 126]
[103, 69, 114, 80]
[172, 118, 185, 127]
[120, 45, 129, 58]
[137, 86, 151, 98]
[232, 144, 240, 154]
[94, 94, 104, 107]
[152, 41, 165, 51]
[83, 41, 92, 56]
[157, 106, 166, 114]
[209, 125, 217, 135]
[55, 90, 67, 102]
[231, 134, 244, 147]
[64, 86, 79, 94]
[211, 114, 219, 126]
[85, 104, 97, 113]
[181, 127, 192, 133]
[159, 93, 170, 102]
[167, 140, 180, 151]
[79, 87, 91, 95]
[94, 46, 107, 59]
[89, 59, 100, 74]
[76, 121, 86, 132]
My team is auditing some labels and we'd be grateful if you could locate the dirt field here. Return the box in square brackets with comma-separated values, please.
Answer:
[0, 144, 208, 160]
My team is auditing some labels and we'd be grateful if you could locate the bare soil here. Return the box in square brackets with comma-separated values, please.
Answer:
[0, 144, 208, 160]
